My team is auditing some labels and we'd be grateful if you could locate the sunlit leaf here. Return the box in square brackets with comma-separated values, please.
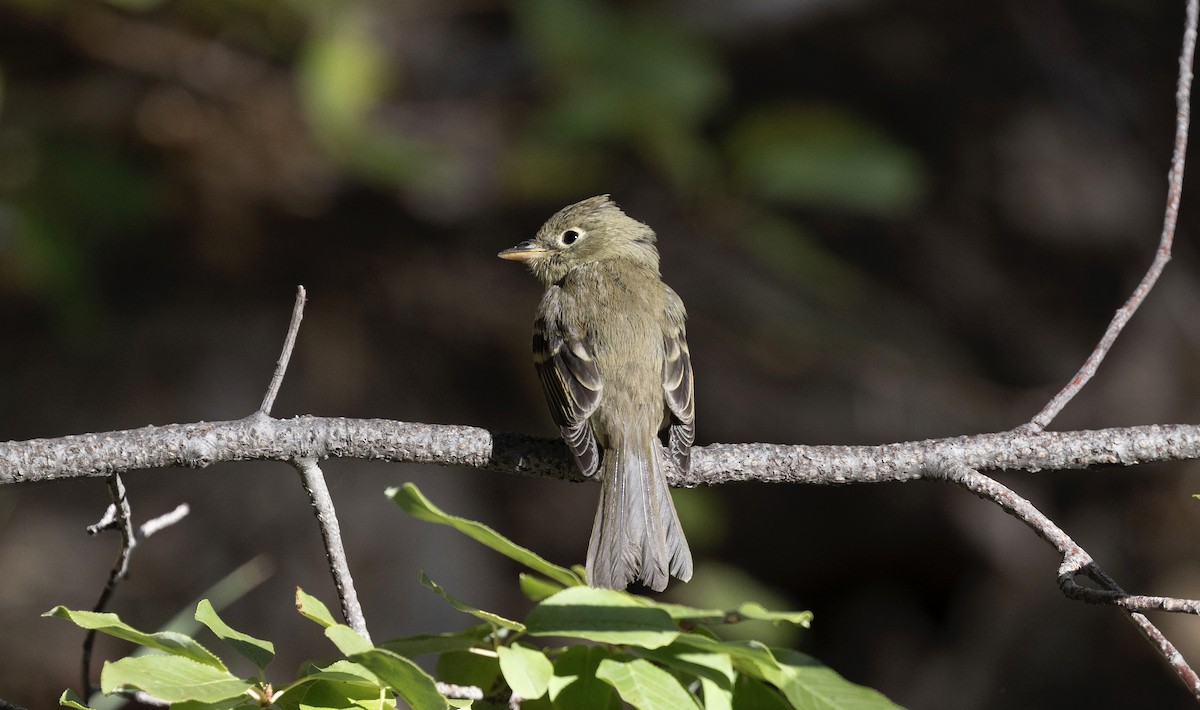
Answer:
[497, 643, 553, 699]
[763, 648, 905, 710]
[99, 656, 251, 704]
[195, 600, 275, 670]
[420, 572, 525, 631]
[388, 483, 581, 587]
[57, 689, 91, 709]
[519, 572, 565, 602]
[735, 603, 812, 628]
[595, 657, 700, 710]
[351, 649, 446, 710]
[296, 588, 337, 628]
[326, 624, 373, 656]
[525, 586, 679, 649]
[45, 607, 225, 670]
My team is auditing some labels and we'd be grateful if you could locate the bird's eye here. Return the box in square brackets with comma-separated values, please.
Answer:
[561, 228, 581, 246]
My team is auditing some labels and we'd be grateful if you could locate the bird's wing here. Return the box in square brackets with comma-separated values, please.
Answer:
[662, 287, 695, 474]
[534, 313, 603, 477]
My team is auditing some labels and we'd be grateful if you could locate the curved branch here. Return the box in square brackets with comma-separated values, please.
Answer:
[1025, 0, 1197, 431]
[930, 461, 1200, 698]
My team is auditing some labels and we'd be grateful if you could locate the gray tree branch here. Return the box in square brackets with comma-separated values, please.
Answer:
[3, 417, 1196, 488]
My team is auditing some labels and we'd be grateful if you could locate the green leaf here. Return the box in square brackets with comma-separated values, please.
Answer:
[651, 602, 730, 621]
[99, 655, 252, 704]
[735, 603, 813, 628]
[672, 636, 780, 681]
[731, 675, 790, 710]
[299, 659, 381, 684]
[420, 571, 526, 631]
[548, 646, 619, 710]
[195, 600, 275, 670]
[388, 483, 581, 587]
[45, 606, 226, 671]
[596, 657, 700, 710]
[275, 677, 390, 710]
[50, 565, 269, 710]
[639, 645, 735, 690]
[353, 648, 448, 710]
[519, 572, 566, 601]
[525, 586, 680, 649]
[171, 698, 258, 710]
[498, 643, 553, 699]
[274, 660, 393, 709]
[58, 689, 92, 709]
[637, 596, 810, 629]
[88, 559, 274, 710]
[700, 677, 734, 710]
[763, 649, 905, 710]
[296, 588, 338, 628]
[436, 649, 501, 691]
[380, 629, 489, 658]
[326, 624, 373, 656]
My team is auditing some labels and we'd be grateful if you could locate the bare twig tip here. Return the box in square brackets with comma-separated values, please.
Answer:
[259, 287, 309, 416]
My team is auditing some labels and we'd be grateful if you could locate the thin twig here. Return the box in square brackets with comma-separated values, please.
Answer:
[79, 478, 190, 698]
[437, 682, 484, 701]
[260, 285, 306, 416]
[81, 473, 135, 697]
[1062, 557, 1200, 614]
[140, 503, 191, 537]
[293, 456, 370, 641]
[1025, 0, 1196, 432]
[1124, 612, 1200, 699]
[85, 503, 119, 535]
[929, 461, 1200, 699]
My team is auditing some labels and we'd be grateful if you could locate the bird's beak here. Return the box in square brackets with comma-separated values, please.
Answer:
[498, 240, 549, 262]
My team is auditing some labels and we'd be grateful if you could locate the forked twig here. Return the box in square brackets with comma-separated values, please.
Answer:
[929, 462, 1200, 698]
[81, 474, 189, 698]
[259, 285, 370, 639]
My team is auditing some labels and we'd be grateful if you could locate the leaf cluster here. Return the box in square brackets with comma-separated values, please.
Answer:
[47, 483, 901, 709]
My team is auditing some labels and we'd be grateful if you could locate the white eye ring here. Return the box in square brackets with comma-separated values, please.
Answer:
[560, 228, 584, 246]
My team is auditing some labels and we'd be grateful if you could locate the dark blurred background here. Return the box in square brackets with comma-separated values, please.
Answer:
[2, 0, 1200, 707]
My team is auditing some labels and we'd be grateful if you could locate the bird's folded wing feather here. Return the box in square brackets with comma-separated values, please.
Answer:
[534, 314, 603, 477]
[662, 288, 695, 474]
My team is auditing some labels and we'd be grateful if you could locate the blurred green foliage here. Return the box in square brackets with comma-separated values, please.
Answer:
[510, 0, 728, 194]
[296, 4, 450, 191]
[0, 0, 927, 319]
[728, 103, 927, 217]
[6, 135, 163, 337]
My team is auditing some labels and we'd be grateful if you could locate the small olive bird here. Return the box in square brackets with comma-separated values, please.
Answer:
[498, 195, 694, 591]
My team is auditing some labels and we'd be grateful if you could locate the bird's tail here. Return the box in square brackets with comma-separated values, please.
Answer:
[586, 435, 693, 591]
